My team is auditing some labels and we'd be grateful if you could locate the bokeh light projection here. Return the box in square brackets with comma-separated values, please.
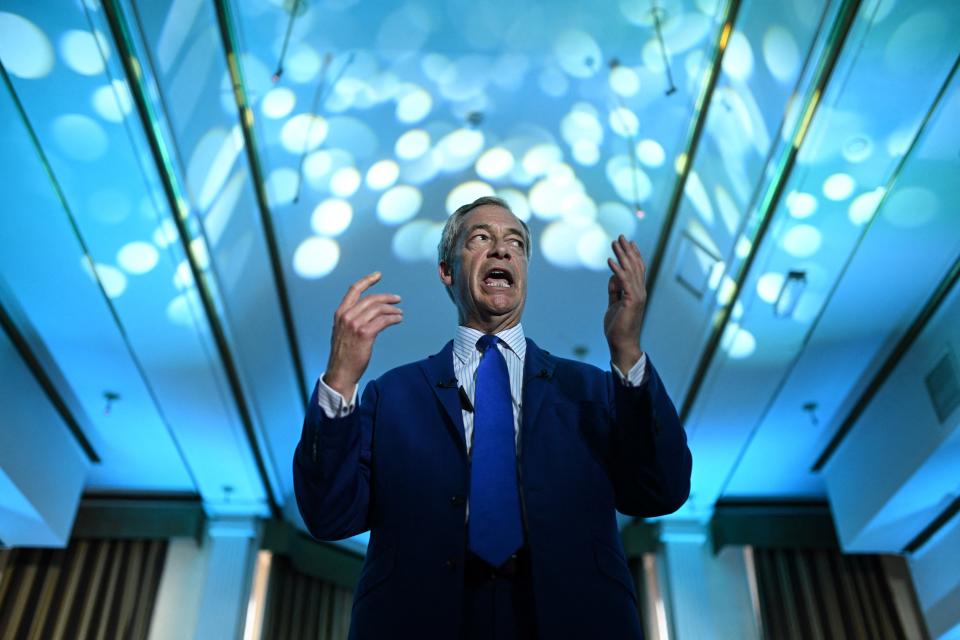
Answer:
[378, 185, 423, 224]
[293, 237, 340, 278]
[59, 29, 109, 76]
[117, 241, 159, 275]
[0, 12, 54, 79]
[781, 224, 822, 258]
[822, 173, 856, 201]
[311, 199, 353, 237]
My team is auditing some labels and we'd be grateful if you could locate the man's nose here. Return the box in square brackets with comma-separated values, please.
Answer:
[488, 240, 513, 259]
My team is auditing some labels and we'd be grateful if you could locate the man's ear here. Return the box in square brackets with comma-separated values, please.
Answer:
[438, 261, 453, 286]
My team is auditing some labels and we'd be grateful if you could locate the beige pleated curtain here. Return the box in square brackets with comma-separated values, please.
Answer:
[0, 538, 166, 640]
[260, 554, 353, 640]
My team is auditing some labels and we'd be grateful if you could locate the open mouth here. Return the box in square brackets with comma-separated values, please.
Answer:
[483, 268, 514, 289]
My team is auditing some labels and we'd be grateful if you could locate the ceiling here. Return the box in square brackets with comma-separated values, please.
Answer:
[1, 0, 958, 556]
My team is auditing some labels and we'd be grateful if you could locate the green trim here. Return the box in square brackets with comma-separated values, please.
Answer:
[212, 0, 309, 409]
[680, 0, 863, 423]
[71, 496, 204, 540]
[645, 0, 742, 302]
[261, 520, 363, 589]
[620, 520, 662, 558]
[101, 0, 280, 516]
[710, 500, 839, 554]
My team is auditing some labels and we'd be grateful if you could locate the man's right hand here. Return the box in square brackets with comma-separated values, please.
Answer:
[323, 272, 403, 399]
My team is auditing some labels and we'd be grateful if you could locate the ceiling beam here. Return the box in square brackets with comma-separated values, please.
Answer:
[644, 0, 742, 305]
[213, 0, 309, 410]
[679, 0, 863, 424]
[71, 494, 204, 540]
[710, 499, 840, 554]
[811, 55, 960, 472]
[101, 0, 280, 516]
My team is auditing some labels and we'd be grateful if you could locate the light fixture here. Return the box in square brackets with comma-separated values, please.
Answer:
[774, 270, 807, 318]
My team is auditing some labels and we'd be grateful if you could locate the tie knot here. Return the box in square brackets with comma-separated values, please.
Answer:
[477, 334, 499, 353]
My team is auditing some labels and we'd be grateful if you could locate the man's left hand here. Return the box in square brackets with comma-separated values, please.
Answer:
[604, 235, 647, 373]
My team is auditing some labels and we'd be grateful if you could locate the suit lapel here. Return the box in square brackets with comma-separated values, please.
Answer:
[521, 339, 557, 441]
[418, 340, 468, 458]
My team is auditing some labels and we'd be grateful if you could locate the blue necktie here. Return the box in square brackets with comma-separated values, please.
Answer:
[468, 335, 524, 567]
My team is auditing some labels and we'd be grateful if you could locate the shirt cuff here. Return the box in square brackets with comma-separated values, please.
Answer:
[611, 352, 648, 387]
[316, 375, 358, 419]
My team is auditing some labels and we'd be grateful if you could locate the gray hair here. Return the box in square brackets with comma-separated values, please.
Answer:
[437, 196, 532, 268]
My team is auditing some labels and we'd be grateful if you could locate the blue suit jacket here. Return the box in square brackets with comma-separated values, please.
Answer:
[294, 339, 691, 639]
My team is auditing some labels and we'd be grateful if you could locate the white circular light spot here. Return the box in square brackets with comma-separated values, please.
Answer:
[0, 13, 54, 79]
[92, 263, 127, 298]
[572, 141, 600, 166]
[303, 150, 334, 184]
[522, 144, 563, 177]
[848, 187, 885, 226]
[330, 166, 361, 197]
[52, 114, 108, 161]
[435, 128, 485, 171]
[280, 114, 328, 153]
[392, 220, 434, 262]
[785, 191, 817, 218]
[476, 147, 515, 180]
[446, 181, 494, 215]
[166, 290, 202, 326]
[395, 129, 430, 160]
[609, 107, 639, 138]
[722, 31, 754, 82]
[596, 201, 636, 239]
[378, 185, 423, 224]
[756, 272, 785, 304]
[293, 237, 340, 279]
[609, 65, 640, 96]
[396, 87, 432, 123]
[541, 221, 586, 268]
[91, 80, 133, 122]
[284, 44, 322, 84]
[606, 155, 652, 203]
[538, 65, 569, 97]
[823, 173, 855, 201]
[577, 224, 612, 271]
[636, 139, 665, 167]
[762, 27, 799, 83]
[561, 108, 604, 147]
[735, 237, 751, 258]
[781, 224, 822, 257]
[60, 29, 108, 76]
[153, 219, 178, 248]
[311, 199, 353, 237]
[265, 167, 299, 206]
[261, 87, 296, 119]
[173, 260, 193, 290]
[553, 29, 602, 78]
[366, 160, 399, 191]
[496, 188, 531, 222]
[721, 323, 756, 359]
[117, 241, 159, 275]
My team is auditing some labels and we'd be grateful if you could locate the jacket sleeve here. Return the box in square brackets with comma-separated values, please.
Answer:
[293, 379, 378, 540]
[609, 358, 692, 517]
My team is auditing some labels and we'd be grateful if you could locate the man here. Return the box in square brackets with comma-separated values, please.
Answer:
[294, 196, 691, 639]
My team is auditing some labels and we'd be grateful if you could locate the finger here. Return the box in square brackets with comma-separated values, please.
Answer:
[340, 292, 400, 322]
[629, 240, 647, 277]
[352, 302, 404, 329]
[618, 235, 643, 273]
[366, 312, 404, 336]
[340, 272, 382, 309]
[611, 236, 633, 272]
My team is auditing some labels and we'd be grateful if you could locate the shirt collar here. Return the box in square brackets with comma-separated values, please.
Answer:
[454, 323, 526, 363]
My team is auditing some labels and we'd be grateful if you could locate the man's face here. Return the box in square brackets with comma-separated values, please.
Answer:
[439, 205, 528, 331]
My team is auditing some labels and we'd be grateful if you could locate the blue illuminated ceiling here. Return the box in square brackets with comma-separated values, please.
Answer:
[1, 0, 958, 555]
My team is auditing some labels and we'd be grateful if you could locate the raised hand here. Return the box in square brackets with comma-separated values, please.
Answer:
[324, 272, 403, 398]
[604, 235, 647, 374]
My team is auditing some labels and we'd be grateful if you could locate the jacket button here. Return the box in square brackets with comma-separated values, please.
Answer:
[444, 559, 457, 569]
[450, 495, 465, 506]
